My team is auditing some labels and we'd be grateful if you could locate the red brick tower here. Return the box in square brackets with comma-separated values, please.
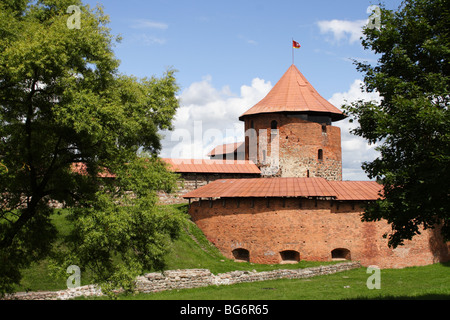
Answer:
[239, 64, 346, 180]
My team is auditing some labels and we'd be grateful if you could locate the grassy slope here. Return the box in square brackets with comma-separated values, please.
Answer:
[15, 204, 335, 292]
[15, 204, 450, 300]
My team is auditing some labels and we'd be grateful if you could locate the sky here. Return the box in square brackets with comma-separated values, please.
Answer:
[82, 0, 404, 180]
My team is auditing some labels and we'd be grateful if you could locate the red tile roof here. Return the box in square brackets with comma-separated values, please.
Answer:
[71, 162, 115, 178]
[162, 158, 260, 174]
[183, 177, 337, 198]
[327, 180, 382, 201]
[72, 159, 261, 178]
[183, 177, 382, 201]
[239, 64, 346, 121]
[207, 142, 244, 157]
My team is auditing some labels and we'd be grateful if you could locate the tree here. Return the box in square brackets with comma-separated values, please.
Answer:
[0, 0, 182, 296]
[344, 0, 449, 248]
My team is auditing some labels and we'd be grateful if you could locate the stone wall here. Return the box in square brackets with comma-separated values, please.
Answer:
[4, 262, 360, 300]
[158, 172, 259, 204]
[243, 113, 342, 180]
[188, 197, 450, 268]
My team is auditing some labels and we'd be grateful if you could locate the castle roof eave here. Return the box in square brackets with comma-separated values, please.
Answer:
[238, 110, 347, 122]
[239, 64, 346, 121]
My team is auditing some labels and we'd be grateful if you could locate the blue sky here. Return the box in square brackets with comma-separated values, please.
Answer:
[82, 0, 403, 180]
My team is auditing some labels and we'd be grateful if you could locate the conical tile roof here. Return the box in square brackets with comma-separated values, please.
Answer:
[239, 64, 346, 121]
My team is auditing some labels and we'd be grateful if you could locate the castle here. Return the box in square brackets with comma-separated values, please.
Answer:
[165, 64, 449, 268]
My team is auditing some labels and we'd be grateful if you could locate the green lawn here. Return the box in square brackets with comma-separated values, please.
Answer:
[108, 262, 450, 300]
[14, 204, 450, 300]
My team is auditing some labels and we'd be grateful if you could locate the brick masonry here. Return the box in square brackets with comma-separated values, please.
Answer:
[243, 113, 342, 180]
[188, 197, 450, 269]
[158, 172, 259, 204]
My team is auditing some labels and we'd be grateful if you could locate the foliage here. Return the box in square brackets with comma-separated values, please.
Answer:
[343, 0, 450, 247]
[0, 0, 181, 296]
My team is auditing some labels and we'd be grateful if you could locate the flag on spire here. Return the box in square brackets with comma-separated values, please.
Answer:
[292, 40, 301, 49]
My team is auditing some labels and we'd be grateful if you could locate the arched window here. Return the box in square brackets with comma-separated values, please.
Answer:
[271, 120, 278, 130]
[270, 120, 278, 141]
[232, 248, 250, 262]
[318, 149, 323, 161]
[331, 248, 351, 261]
[280, 250, 300, 263]
[249, 120, 256, 137]
[270, 120, 278, 142]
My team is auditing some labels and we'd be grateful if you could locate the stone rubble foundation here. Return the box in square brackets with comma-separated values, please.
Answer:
[4, 262, 360, 300]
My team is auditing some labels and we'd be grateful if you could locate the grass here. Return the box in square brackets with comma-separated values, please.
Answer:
[14, 204, 450, 300]
[102, 262, 450, 300]
[164, 204, 338, 274]
[15, 211, 96, 292]
[14, 204, 337, 292]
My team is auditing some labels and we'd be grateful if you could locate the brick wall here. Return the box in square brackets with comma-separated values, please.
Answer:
[243, 113, 342, 180]
[157, 172, 259, 204]
[188, 197, 450, 268]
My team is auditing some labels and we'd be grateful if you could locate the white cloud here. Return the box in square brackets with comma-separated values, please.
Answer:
[328, 79, 380, 106]
[131, 34, 166, 45]
[160, 76, 382, 181]
[317, 19, 367, 44]
[130, 19, 168, 30]
[329, 79, 381, 180]
[127, 19, 168, 46]
[160, 76, 272, 159]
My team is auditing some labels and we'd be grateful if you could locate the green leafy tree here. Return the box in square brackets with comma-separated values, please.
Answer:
[0, 0, 182, 296]
[344, 0, 449, 247]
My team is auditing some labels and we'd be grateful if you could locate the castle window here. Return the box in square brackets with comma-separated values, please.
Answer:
[322, 124, 327, 133]
[250, 120, 254, 129]
[280, 250, 300, 263]
[271, 120, 278, 130]
[331, 248, 351, 261]
[318, 149, 323, 161]
[232, 248, 250, 262]
[270, 120, 278, 143]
